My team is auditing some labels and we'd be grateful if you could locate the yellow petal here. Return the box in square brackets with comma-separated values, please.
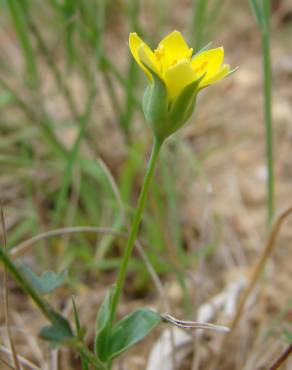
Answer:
[138, 43, 160, 78]
[158, 31, 192, 67]
[129, 32, 155, 79]
[191, 47, 224, 80]
[165, 59, 197, 101]
[199, 64, 230, 88]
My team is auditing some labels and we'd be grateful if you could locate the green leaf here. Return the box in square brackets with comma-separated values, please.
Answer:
[108, 308, 162, 360]
[18, 263, 67, 295]
[40, 311, 73, 343]
[249, 0, 266, 30]
[141, 64, 168, 140]
[94, 286, 115, 362]
[167, 76, 203, 136]
[39, 323, 72, 342]
[71, 298, 88, 369]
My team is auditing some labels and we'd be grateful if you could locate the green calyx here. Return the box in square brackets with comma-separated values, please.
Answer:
[142, 65, 203, 141]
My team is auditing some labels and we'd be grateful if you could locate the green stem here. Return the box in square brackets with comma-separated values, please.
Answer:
[262, 0, 274, 225]
[76, 344, 105, 370]
[0, 247, 60, 324]
[110, 138, 163, 322]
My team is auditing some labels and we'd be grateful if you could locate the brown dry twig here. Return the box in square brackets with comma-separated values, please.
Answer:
[268, 344, 292, 370]
[212, 205, 292, 369]
[1, 203, 22, 370]
[228, 205, 292, 334]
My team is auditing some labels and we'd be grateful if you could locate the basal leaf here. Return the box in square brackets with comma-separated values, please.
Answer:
[18, 263, 67, 294]
[39, 312, 73, 343]
[108, 308, 162, 360]
[94, 286, 115, 362]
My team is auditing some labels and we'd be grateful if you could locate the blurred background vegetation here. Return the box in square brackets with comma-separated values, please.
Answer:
[0, 0, 292, 369]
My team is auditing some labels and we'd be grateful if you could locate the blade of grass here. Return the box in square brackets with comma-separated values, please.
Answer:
[119, 0, 141, 138]
[249, 0, 274, 225]
[0, 78, 67, 158]
[53, 81, 97, 227]
[28, 18, 80, 120]
[6, 0, 39, 86]
[189, 0, 208, 50]
[262, 0, 274, 225]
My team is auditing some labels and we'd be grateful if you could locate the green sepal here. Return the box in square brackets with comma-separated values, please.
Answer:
[142, 62, 203, 141]
[142, 64, 168, 140]
[94, 286, 115, 362]
[108, 308, 162, 360]
[167, 75, 204, 136]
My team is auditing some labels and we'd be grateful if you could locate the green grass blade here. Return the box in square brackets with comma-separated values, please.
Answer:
[6, 0, 39, 86]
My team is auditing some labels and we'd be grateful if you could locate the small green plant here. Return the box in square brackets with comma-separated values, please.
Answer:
[0, 30, 233, 369]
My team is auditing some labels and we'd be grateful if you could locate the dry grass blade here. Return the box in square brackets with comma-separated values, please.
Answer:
[162, 313, 230, 333]
[268, 344, 292, 370]
[211, 205, 292, 369]
[0, 357, 15, 370]
[0, 345, 41, 370]
[228, 206, 292, 334]
[0, 203, 22, 370]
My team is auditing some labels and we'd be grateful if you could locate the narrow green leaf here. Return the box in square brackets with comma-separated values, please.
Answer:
[6, 0, 39, 86]
[193, 41, 213, 56]
[248, 0, 266, 29]
[108, 308, 162, 360]
[94, 286, 115, 362]
[72, 297, 81, 333]
[71, 298, 89, 369]
[18, 264, 67, 295]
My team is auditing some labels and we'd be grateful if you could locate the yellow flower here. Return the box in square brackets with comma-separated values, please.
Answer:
[129, 30, 230, 102]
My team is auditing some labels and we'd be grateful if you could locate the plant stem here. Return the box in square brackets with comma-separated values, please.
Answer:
[262, 0, 274, 225]
[0, 247, 60, 325]
[110, 138, 163, 322]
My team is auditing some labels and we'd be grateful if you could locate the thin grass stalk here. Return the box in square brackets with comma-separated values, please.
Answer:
[53, 81, 97, 227]
[1, 206, 21, 370]
[119, 0, 141, 138]
[249, 0, 274, 225]
[100, 56, 142, 110]
[7, 0, 39, 86]
[0, 78, 67, 158]
[28, 19, 80, 120]
[262, 0, 274, 225]
[189, 0, 208, 50]
[268, 344, 292, 370]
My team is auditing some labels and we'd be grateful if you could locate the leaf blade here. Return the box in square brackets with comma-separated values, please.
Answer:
[108, 308, 162, 360]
